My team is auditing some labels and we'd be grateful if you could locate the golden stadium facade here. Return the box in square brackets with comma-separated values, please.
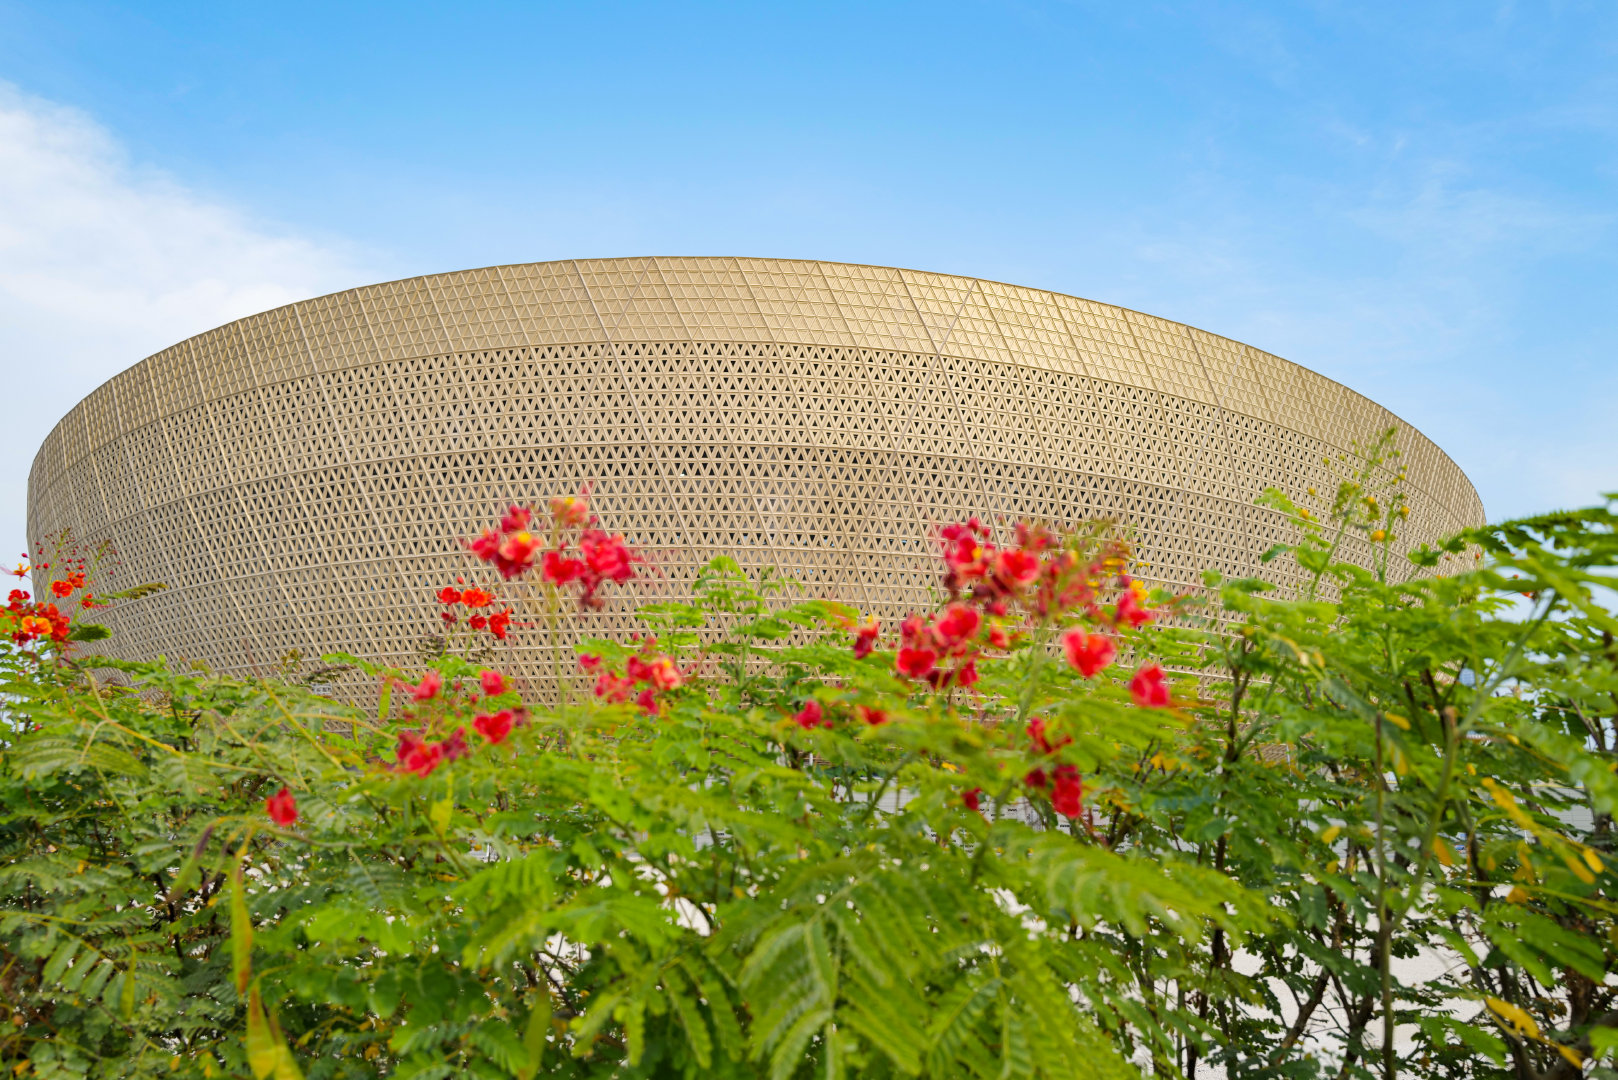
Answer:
[26, 257, 1482, 687]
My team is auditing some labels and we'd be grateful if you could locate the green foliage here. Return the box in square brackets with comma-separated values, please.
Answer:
[4, 441, 1618, 1080]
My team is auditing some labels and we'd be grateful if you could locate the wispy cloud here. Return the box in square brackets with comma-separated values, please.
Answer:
[0, 84, 372, 562]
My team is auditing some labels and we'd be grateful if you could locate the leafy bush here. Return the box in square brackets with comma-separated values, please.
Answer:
[4, 441, 1617, 1080]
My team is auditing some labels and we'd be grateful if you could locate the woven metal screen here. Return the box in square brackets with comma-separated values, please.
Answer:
[26, 257, 1484, 695]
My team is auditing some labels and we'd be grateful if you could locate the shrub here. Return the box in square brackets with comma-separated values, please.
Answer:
[3, 444, 1617, 1080]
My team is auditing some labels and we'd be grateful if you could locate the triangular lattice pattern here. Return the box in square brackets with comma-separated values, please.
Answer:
[26, 258, 1484, 697]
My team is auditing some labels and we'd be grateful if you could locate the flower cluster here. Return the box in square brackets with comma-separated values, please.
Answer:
[382, 667, 523, 780]
[6, 589, 70, 646]
[1024, 718, 1085, 818]
[580, 637, 685, 714]
[791, 699, 889, 731]
[469, 494, 639, 610]
[436, 579, 514, 639]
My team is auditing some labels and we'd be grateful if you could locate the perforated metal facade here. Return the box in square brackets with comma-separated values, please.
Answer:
[26, 257, 1482, 689]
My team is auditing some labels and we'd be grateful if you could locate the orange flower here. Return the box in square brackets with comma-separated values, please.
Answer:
[461, 586, 493, 608]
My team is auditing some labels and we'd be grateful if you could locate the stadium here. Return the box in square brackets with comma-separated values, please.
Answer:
[25, 257, 1482, 687]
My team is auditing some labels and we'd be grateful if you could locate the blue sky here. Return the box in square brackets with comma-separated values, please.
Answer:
[1, 1, 1615, 563]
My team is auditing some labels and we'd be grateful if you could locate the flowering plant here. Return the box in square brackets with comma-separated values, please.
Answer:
[6, 456, 1618, 1080]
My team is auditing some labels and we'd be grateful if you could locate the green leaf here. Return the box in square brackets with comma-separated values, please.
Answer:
[231, 859, 253, 994]
[67, 622, 112, 642]
[520, 993, 551, 1080]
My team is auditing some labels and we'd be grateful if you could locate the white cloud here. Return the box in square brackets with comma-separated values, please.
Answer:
[0, 84, 372, 566]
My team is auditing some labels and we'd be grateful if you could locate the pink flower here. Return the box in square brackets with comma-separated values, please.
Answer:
[479, 669, 507, 696]
[265, 787, 298, 826]
[1062, 629, 1116, 678]
[1129, 662, 1171, 708]
[1051, 764, 1084, 818]
[473, 710, 515, 744]
[411, 671, 442, 702]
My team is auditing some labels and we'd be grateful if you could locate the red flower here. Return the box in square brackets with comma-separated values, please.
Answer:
[542, 550, 584, 585]
[1062, 629, 1116, 678]
[265, 787, 298, 826]
[1025, 768, 1048, 790]
[896, 646, 938, 679]
[955, 657, 979, 689]
[1014, 521, 1054, 553]
[794, 700, 826, 730]
[576, 529, 638, 608]
[50, 580, 72, 598]
[646, 656, 683, 692]
[395, 731, 444, 777]
[852, 618, 880, 660]
[500, 505, 533, 533]
[1129, 662, 1171, 708]
[636, 687, 659, 715]
[1027, 717, 1071, 755]
[578, 653, 602, 671]
[468, 614, 488, 630]
[487, 609, 512, 639]
[440, 611, 456, 625]
[595, 672, 634, 704]
[442, 727, 471, 761]
[994, 549, 1042, 591]
[410, 671, 442, 702]
[550, 493, 591, 528]
[6, 564, 26, 579]
[479, 669, 507, 696]
[943, 532, 989, 582]
[461, 586, 493, 608]
[1051, 764, 1084, 818]
[497, 531, 540, 577]
[436, 586, 462, 605]
[987, 624, 1013, 650]
[855, 705, 888, 726]
[962, 787, 983, 812]
[473, 709, 515, 744]
[1115, 579, 1154, 628]
[932, 603, 982, 652]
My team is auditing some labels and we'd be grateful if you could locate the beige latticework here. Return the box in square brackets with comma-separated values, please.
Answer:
[26, 257, 1482, 694]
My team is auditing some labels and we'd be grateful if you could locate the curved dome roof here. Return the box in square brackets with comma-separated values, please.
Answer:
[27, 257, 1482, 690]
